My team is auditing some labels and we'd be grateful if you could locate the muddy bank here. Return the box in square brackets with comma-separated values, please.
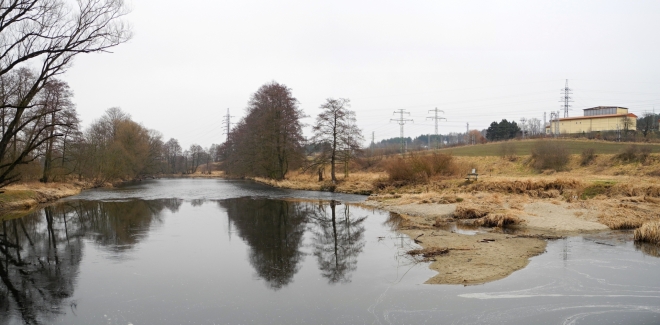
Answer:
[402, 228, 546, 285]
[253, 172, 660, 285]
[362, 199, 548, 285]
[362, 188, 659, 285]
[0, 182, 85, 214]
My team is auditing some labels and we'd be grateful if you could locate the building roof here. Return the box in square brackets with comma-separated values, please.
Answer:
[559, 113, 637, 121]
[583, 106, 629, 111]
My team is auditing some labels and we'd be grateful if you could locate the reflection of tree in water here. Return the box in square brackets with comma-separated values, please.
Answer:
[218, 198, 308, 290]
[308, 201, 366, 284]
[0, 206, 82, 325]
[190, 199, 206, 207]
[0, 199, 181, 324]
[64, 199, 180, 251]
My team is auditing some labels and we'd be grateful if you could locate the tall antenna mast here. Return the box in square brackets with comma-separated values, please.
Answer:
[560, 79, 573, 118]
[391, 109, 413, 155]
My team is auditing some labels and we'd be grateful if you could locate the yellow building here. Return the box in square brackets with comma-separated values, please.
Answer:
[546, 106, 637, 135]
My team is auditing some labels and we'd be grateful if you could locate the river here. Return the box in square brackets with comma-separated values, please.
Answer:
[0, 179, 658, 324]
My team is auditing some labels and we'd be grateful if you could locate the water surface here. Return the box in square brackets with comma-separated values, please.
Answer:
[0, 179, 659, 324]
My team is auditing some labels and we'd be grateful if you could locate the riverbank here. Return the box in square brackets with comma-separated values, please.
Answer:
[2, 164, 658, 285]
[251, 158, 660, 285]
[0, 182, 87, 216]
[0, 172, 228, 215]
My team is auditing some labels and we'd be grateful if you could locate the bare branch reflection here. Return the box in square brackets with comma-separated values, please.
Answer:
[0, 199, 181, 324]
[308, 200, 366, 284]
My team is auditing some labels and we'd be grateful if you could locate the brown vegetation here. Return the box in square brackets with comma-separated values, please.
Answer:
[0, 182, 84, 213]
[581, 148, 596, 166]
[634, 221, 660, 244]
[615, 144, 653, 163]
[384, 153, 461, 184]
[529, 140, 570, 171]
[474, 213, 522, 227]
[407, 247, 449, 259]
[469, 178, 582, 196]
[452, 203, 490, 219]
[499, 141, 517, 161]
[598, 205, 653, 230]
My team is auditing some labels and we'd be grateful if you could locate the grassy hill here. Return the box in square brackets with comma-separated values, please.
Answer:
[434, 139, 660, 157]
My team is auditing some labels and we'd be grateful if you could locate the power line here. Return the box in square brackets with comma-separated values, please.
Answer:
[390, 109, 413, 155]
[222, 108, 234, 143]
[426, 107, 446, 149]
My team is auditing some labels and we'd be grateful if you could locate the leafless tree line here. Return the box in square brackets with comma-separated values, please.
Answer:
[0, 0, 132, 187]
[219, 82, 364, 181]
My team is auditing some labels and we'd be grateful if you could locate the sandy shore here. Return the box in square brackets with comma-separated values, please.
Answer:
[362, 190, 655, 285]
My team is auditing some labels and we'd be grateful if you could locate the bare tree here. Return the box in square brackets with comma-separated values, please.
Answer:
[37, 79, 77, 182]
[164, 138, 182, 173]
[311, 98, 363, 183]
[0, 0, 132, 187]
[637, 113, 658, 138]
[187, 144, 204, 174]
[221, 82, 305, 180]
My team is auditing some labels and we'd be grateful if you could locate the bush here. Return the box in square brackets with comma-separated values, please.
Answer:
[474, 213, 521, 227]
[616, 145, 652, 163]
[634, 221, 660, 244]
[499, 141, 517, 160]
[453, 204, 489, 219]
[580, 148, 596, 166]
[384, 153, 458, 184]
[530, 141, 570, 171]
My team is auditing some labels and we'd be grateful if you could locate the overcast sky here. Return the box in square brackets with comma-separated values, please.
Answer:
[62, 0, 660, 149]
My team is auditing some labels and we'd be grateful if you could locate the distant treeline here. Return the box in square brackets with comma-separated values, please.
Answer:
[375, 131, 487, 150]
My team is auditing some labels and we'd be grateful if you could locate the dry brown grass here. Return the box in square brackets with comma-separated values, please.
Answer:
[616, 145, 652, 163]
[469, 178, 584, 196]
[530, 141, 571, 171]
[254, 171, 382, 195]
[407, 247, 449, 258]
[634, 221, 660, 244]
[383, 153, 462, 184]
[609, 184, 660, 198]
[0, 182, 84, 211]
[453, 203, 490, 219]
[474, 213, 522, 227]
[432, 196, 463, 204]
[598, 206, 648, 230]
